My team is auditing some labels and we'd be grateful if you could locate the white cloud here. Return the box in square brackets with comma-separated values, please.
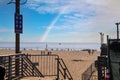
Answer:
[25, 0, 120, 23]
[86, 0, 108, 5]
[0, 0, 3, 3]
[25, 0, 120, 42]
[25, 0, 95, 14]
[0, 27, 13, 33]
[0, 38, 2, 41]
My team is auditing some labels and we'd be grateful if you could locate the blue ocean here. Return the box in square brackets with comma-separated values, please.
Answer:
[0, 42, 100, 51]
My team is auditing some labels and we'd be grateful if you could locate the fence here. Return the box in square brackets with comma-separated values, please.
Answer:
[0, 54, 44, 80]
[0, 54, 24, 80]
[0, 53, 73, 80]
[82, 62, 97, 80]
[57, 58, 73, 80]
[22, 55, 44, 77]
[27, 54, 73, 80]
[27, 54, 59, 76]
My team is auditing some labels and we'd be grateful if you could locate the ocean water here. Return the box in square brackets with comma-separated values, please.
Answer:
[0, 42, 100, 51]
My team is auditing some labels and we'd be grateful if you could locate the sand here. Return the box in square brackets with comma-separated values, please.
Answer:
[0, 49, 99, 80]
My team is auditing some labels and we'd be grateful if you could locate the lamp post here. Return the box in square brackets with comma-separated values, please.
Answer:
[115, 22, 120, 39]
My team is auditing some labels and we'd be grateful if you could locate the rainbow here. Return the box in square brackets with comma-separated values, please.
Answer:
[40, 5, 70, 42]
[40, 13, 61, 42]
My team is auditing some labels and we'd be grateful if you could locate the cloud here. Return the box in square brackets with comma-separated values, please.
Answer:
[25, 0, 99, 30]
[0, 38, 2, 41]
[25, 0, 96, 14]
[0, 0, 3, 3]
[25, 0, 120, 23]
[43, 30, 100, 42]
[25, 0, 120, 42]
[25, 0, 71, 14]
[0, 27, 13, 33]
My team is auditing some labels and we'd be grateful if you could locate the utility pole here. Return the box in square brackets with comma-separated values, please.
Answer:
[15, 0, 20, 77]
[8, 0, 25, 77]
[8, 0, 23, 54]
[15, 0, 20, 53]
[115, 22, 120, 39]
[8, 0, 21, 53]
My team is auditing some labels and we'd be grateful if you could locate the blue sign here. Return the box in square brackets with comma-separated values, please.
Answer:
[15, 14, 23, 33]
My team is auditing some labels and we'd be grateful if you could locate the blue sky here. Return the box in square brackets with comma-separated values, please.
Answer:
[0, 0, 120, 42]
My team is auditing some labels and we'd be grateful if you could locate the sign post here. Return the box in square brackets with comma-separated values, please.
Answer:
[15, 0, 21, 54]
[8, 0, 24, 77]
[15, 0, 21, 77]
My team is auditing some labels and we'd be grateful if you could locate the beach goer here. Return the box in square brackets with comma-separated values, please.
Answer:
[47, 51, 52, 55]
[88, 49, 91, 55]
[0, 66, 5, 80]
[91, 49, 94, 55]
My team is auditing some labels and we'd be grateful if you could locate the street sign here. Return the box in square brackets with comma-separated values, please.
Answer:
[15, 13, 23, 33]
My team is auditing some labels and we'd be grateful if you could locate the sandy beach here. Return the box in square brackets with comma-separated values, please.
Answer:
[0, 49, 99, 80]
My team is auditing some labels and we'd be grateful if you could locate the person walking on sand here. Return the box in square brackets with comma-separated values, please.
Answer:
[91, 49, 94, 55]
[0, 66, 5, 80]
[88, 49, 91, 55]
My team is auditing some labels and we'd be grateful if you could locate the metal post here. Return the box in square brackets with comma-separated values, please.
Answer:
[64, 68, 67, 79]
[21, 54, 24, 77]
[56, 58, 59, 80]
[117, 24, 119, 39]
[8, 56, 12, 80]
[115, 23, 120, 39]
